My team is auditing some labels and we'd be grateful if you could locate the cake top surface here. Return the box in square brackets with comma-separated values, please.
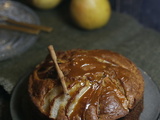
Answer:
[29, 49, 144, 120]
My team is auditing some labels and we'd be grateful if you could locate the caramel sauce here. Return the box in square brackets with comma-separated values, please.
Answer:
[39, 50, 130, 119]
[88, 83, 102, 107]
[65, 85, 85, 117]
[67, 51, 114, 78]
[61, 50, 128, 119]
[69, 87, 94, 120]
[69, 82, 103, 120]
[32, 50, 133, 120]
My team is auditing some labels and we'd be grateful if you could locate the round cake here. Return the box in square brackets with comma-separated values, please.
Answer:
[28, 49, 144, 120]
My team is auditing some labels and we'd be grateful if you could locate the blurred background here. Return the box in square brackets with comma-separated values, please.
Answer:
[110, 0, 160, 32]
[4, 0, 159, 32]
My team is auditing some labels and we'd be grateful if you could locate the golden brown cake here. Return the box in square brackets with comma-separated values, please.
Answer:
[28, 49, 144, 120]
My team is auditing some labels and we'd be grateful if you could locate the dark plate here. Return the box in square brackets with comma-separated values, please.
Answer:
[10, 69, 160, 120]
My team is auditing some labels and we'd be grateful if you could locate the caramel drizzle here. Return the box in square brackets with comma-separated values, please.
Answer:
[67, 81, 103, 120]
[44, 49, 129, 119]
[65, 85, 84, 117]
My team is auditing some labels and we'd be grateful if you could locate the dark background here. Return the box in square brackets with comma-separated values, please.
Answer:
[110, 0, 160, 32]
[12, 0, 160, 32]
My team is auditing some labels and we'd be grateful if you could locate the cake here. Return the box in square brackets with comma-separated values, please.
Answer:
[28, 49, 144, 120]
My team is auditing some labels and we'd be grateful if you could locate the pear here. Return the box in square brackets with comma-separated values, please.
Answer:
[70, 0, 111, 30]
[31, 0, 62, 10]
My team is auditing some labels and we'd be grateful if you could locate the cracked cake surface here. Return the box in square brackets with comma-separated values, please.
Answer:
[28, 49, 144, 120]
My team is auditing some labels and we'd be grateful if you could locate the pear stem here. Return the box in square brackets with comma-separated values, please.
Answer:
[48, 45, 69, 95]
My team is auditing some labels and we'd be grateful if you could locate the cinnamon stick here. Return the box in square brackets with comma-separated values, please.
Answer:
[48, 45, 69, 95]
[0, 24, 40, 34]
[6, 18, 53, 32]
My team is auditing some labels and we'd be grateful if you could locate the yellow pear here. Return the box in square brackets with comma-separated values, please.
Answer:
[31, 0, 62, 10]
[70, 0, 111, 30]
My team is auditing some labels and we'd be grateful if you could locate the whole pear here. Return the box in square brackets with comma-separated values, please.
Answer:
[70, 0, 111, 30]
[31, 0, 62, 10]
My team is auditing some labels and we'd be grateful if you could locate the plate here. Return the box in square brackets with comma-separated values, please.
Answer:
[10, 69, 160, 120]
[0, 1, 40, 61]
